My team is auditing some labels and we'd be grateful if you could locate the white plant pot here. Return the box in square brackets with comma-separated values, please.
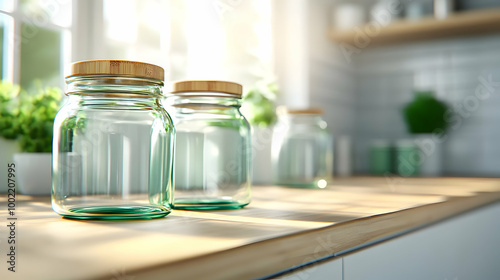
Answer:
[414, 133, 442, 177]
[251, 126, 274, 185]
[13, 153, 52, 195]
[0, 138, 21, 193]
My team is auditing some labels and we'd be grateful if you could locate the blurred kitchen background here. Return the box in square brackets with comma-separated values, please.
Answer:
[1, 0, 500, 181]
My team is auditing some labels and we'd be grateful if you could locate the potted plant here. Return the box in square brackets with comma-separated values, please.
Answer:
[401, 91, 449, 176]
[13, 86, 62, 195]
[0, 82, 22, 193]
[241, 81, 278, 185]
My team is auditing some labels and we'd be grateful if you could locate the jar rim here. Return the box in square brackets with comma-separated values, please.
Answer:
[65, 74, 164, 84]
[65, 76, 164, 97]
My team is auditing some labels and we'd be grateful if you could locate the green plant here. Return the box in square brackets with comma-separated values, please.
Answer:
[402, 91, 449, 134]
[18, 86, 62, 152]
[241, 82, 278, 127]
[0, 81, 62, 152]
[0, 82, 22, 139]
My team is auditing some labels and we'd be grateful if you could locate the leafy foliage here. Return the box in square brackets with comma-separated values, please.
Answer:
[241, 82, 278, 128]
[0, 83, 22, 139]
[402, 91, 449, 134]
[18, 87, 62, 152]
[0, 81, 62, 152]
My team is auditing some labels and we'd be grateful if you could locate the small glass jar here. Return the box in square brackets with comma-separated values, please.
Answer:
[272, 108, 333, 188]
[52, 60, 174, 220]
[167, 80, 251, 210]
[394, 140, 420, 177]
[370, 140, 393, 175]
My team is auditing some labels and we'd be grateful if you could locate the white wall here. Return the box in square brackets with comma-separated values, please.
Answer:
[273, 0, 311, 108]
[273, 0, 357, 177]
[308, 0, 356, 137]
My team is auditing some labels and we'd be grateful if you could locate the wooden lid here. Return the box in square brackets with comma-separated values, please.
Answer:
[68, 60, 164, 81]
[171, 80, 242, 96]
[278, 106, 324, 115]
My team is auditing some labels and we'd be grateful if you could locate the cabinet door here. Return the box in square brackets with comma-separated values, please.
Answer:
[343, 202, 500, 280]
[275, 258, 342, 280]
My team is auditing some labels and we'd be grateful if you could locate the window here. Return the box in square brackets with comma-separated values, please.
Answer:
[0, 10, 14, 82]
[0, 0, 72, 91]
[102, 0, 169, 67]
[100, 0, 272, 88]
[0, 0, 272, 91]
[167, 0, 273, 87]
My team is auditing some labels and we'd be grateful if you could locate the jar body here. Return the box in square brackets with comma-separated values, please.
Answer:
[272, 114, 333, 188]
[52, 76, 174, 219]
[168, 94, 251, 210]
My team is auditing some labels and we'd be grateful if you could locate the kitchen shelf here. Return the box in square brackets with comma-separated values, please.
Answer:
[330, 8, 500, 46]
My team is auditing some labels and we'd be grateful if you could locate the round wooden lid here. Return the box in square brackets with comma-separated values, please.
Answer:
[277, 106, 324, 115]
[171, 80, 242, 96]
[68, 60, 164, 81]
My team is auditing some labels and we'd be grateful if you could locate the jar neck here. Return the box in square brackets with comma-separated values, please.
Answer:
[67, 94, 162, 109]
[66, 75, 164, 97]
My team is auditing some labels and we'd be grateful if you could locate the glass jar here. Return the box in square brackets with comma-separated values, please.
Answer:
[394, 140, 420, 177]
[370, 140, 393, 175]
[52, 60, 174, 220]
[167, 80, 251, 210]
[272, 108, 333, 188]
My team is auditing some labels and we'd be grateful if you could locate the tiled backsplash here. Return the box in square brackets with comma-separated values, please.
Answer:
[283, 0, 500, 176]
[351, 35, 500, 176]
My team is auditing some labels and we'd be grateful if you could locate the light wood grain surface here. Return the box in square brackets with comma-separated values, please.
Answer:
[1, 177, 500, 280]
[69, 60, 164, 81]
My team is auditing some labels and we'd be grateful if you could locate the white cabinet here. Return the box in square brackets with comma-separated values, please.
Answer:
[278, 202, 500, 280]
[276, 258, 343, 280]
[344, 202, 500, 280]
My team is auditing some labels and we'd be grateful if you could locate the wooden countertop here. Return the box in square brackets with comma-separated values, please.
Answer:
[2, 177, 500, 280]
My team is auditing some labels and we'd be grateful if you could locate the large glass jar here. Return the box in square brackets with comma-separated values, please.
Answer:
[272, 108, 333, 188]
[52, 60, 174, 220]
[167, 80, 251, 210]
